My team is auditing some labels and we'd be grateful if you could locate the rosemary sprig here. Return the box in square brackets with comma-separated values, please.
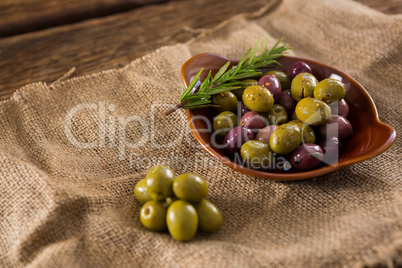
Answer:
[164, 38, 291, 116]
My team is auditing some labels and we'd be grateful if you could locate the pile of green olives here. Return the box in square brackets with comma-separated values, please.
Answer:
[134, 165, 223, 241]
[211, 61, 353, 172]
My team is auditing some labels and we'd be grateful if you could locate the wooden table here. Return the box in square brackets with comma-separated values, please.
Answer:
[0, 0, 401, 100]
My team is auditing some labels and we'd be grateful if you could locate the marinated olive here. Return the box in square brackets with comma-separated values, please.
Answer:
[134, 179, 152, 204]
[166, 200, 198, 241]
[314, 78, 346, 104]
[258, 74, 282, 102]
[289, 143, 323, 171]
[279, 90, 297, 113]
[290, 73, 318, 102]
[223, 126, 254, 154]
[265, 104, 288, 125]
[242, 85, 274, 113]
[212, 91, 238, 113]
[289, 61, 313, 78]
[237, 101, 250, 118]
[269, 123, 302, 155]
[233, 79, 258, 100]
[329, 99, 349, 118]
[266, 70, 291, 90]
[173, 173, 208, 203]
[213, 111, 238, 138]
[240, 111, 266, 132]
[319, 136, 342, 164]
[255, 125, 278, 144]
[318, 115, 353, 139]
[140, 200, 168, 231]
[194, 199, 223, 233]
[240, 140, 274, 169]
[146, 165, 175, 201]
[286, 120, 316, 144]
[295, 98, 331, 126]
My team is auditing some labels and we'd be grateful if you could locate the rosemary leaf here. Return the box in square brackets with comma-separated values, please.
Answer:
[233, 71, 262, 80]
[198, 71, 212, 92]
[212, 61, 231, 83]
[204, 86, 242, 96]
[233, 48, 251, 76]
[184, 100, 212, 109]
[248, 41, 259, 65]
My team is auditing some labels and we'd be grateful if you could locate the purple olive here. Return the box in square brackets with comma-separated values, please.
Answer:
[237, 101, 250, 118]
[329, 99, 349, 118]
[223, 126, 254, 154]
[318, 115, 353, 139]
[289, 143, 323, 171]
[258, 74, 282, 102]
[255, 125, 278, 144]
[279, 90, 297, 113]
[289, 61, 313, 78]
[319, 136, 341, 165]
[240, 111, 267, 132]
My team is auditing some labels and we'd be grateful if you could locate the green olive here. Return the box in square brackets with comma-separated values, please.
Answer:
[140, 200, 168, 231]
[295, 98, 332, 126]
[242, 85, 274, 113]
[290, 73, 318, 102]
[233, 79, 258, 100]
[240, 140, 274, 169]
[145, 165, 175, 201]
[269, 123, 302, 155]
[286, 120, 316, 144]
[314, 78, 346, 104]
[166, 200, 198, 241]
[134, 179, 152, 204]
[173, 173, 208, 203]
[194, 199, 223, 233]
[211, 91, 238, 113]
[265, 104, 288, 125]
[266, 70, 291, 90]
[213, 111, 238, 138]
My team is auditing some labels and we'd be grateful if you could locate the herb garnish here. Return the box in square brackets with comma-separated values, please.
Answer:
[164, 38, 291, 116]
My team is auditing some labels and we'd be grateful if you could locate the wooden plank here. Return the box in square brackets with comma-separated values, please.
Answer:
[0, 0, 269, 99]
[0, 0, 400, 100]
[0, 0, 167, 37]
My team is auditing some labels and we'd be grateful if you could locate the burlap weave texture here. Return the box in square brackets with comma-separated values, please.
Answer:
[0, 0, 401, 267]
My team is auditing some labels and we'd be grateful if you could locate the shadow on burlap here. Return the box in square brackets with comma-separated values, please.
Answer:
[0, 0, 401, 267]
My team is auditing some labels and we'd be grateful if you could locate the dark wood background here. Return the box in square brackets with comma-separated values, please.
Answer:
[0, 0, 400, 100]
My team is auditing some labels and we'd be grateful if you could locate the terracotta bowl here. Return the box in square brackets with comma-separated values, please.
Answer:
[182, 53, 396, 181]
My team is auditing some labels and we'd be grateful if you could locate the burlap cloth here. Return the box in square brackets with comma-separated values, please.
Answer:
[1, 0, 401, 267]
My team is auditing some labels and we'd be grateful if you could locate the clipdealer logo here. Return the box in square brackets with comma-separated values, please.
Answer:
[64, 102, 208, 161]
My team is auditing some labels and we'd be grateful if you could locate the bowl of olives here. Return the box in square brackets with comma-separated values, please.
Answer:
[182, 53, 396, 181]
